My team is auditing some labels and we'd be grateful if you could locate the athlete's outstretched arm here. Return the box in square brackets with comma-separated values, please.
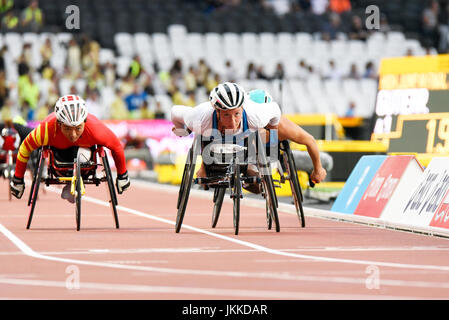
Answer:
[277, 116, 327, 183]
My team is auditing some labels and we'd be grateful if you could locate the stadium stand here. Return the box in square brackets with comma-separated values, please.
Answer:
[0, 0, 444, 140]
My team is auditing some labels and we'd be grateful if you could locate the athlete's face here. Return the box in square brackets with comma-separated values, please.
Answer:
[60, 122, 85, 143]
[217, 107, 243, 132]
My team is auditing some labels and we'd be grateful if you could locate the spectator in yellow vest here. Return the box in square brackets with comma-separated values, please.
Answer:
[1, 10, 18, 30]
[0, 0, 13, 14]
[21, 0, 43, 32]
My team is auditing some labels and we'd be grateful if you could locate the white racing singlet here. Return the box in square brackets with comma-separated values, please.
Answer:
[170, 99, 282, 136]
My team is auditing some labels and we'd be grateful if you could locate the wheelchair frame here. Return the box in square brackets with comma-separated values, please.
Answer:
[27, 145, 119, 231]
[175, 131, 280, 235]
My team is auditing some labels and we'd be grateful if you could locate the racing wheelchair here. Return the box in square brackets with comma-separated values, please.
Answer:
[27, 145, 119, 231]
[210, 136, 311, 231]
[0, 127, 19, 201]
[176, 130, 279, 235]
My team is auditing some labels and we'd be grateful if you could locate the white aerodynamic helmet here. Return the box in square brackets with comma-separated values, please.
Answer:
[55, 95, 88, 126]
[209, 82, 245, 110]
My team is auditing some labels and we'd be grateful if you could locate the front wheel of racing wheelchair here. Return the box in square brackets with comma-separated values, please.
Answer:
[278, 140, 306, 228]
[27, 145, 119, 231]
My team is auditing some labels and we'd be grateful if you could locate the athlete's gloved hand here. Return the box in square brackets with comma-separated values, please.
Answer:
[10, 175, 25, 199]
[116, 171, 130, 194]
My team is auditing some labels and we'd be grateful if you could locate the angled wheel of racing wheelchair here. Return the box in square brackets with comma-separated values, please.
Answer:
[27, 146, 119, 231]
[211, 187, 225, 228]
[257, 133, 280, 232]
[27, 147, 44, 229]
[176, 136, 200, 233]
[280, 140, 306, 228]
[230, 157, 242, 235]
[101, 150, 119, 229]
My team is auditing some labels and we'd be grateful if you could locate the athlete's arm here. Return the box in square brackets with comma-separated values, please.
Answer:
[278, 116, 327, 183]
[90, 120, 127, 175]
[15, 121, 49, 179]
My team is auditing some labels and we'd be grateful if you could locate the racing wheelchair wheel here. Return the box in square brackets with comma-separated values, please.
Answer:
[75, 153, 82, 231]
[281, 140, 306, 228]
[257, 135, 280, 232]
[27, 148, 44, 229]
[102, 152, 119, 229]
[211, 187, 225, 228]
[231, 161, 242, 235]
[175, 136, 200, 233]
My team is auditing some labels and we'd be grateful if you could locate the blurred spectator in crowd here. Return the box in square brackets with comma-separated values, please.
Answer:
[1, 9, 18, 30]
[103, 62, 116, 88]
[196, 59, 209, 87]
[246, 62, 257, 80]
[87, 68, 104, 92]
[67, 39, 81, 78]
[40, 38, 52, 67]
[21, 0, 43, 32]
[22, 42, 33, 71]
[346, 63, 360, 80]
[1, 98, 13, 120]
[17, 52, 29, 76]
[256, 65, 269, 80]
[169, 58, 183, 85]
[438, 2, 449, 52]
[172, 85, 188, 106]
[296, 60, 309, 80]
[345, 101, 356, 117]
[349, 15, 368, 41]
[185, 90, 196, 106]
[184, 66, 197, 92]
[321, 12, 344, 40]
[329, 0, 351, 14]
[205, 72, 221, 92]
[110, 88, 129, 120]
[85, 89, 106, 119]
[0, 0, 14, 14]
[0, 46, 5, 72]
[363, 61, 377, 79]
[422, 0, 440, 49]
[142, 73, 155, 96]
[224, 60, 237, 82]
[322, 60, 342, 80]
[125, 84, 148, 119]
[311, 0, 328, 15]
[153, 101, 166, 119]
[20, 74, 39, 119]
[0, 70, 8, 109]
[140, 100, 153, 119]
[378, 14, 391, 34]
[129, 55, 143, 79]
[119, 74, 135, 97]
[272, 62, 285, 80]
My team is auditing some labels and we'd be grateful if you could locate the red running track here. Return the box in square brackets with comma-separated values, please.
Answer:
[0, 178, 449, 300]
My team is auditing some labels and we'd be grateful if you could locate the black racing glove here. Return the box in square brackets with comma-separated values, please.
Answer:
[10, 175, 25, 199]
[116, 171, 130, 194]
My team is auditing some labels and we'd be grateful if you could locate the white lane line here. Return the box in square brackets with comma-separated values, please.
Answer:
[2, 222, 449, 290]
[16, 183, 449, 272]
[0, 277, 427, 300]
[72, 192, 449, 272]
[2, 246, 449, 257]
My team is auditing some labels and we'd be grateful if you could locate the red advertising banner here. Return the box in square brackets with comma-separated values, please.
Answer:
[354, 155, 414, 218]
[429, 189, 449, 229]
